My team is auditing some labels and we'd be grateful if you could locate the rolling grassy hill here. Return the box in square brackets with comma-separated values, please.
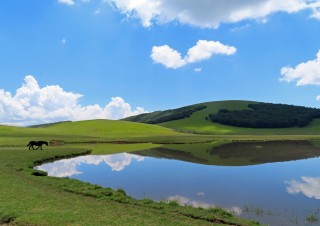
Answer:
[0, 119, 214, 146]
[124, 100, 320, 135]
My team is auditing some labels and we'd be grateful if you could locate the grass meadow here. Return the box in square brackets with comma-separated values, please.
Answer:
[0, 120, 260, 225]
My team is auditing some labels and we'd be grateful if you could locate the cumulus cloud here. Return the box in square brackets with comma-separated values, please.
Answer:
[151, 45, 186, 69]
[185, 40, 236, 63]
[58, 0, 75, 5]
[0, 75, 146, 126]
[151, 40, 236, 69]
[109, 0, 161, 27]
[108, 0, 320, 28]
[280, 50, 320, 86]
[286, 176, 320, 200]
[36, 153, 145, 177]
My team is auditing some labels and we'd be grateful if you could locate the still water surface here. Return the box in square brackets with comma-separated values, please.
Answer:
[36, 141, 320, 225]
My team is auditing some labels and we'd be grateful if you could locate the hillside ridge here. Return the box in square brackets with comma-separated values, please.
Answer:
[123, 100, 320, 135]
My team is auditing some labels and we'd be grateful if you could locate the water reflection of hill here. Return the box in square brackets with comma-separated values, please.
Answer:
[134, 141, 320, 166]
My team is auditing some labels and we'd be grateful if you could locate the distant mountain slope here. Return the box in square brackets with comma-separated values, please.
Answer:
[123, 100, 320, 135]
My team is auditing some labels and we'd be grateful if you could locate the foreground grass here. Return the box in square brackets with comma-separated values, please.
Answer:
[0, 145, 259, 225]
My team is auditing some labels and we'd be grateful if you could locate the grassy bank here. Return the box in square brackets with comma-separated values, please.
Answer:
[0, 145, 258, 225]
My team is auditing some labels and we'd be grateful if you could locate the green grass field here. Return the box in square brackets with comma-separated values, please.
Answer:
[0, 119, 215, 146]
[0, 120, 260, 225]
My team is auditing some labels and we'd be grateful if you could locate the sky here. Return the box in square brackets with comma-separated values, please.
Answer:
[1, 0, 320, 126]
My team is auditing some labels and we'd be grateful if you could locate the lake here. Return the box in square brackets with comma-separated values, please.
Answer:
[36, 141, 320, 225]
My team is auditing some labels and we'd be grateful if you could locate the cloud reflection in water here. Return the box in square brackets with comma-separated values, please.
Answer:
[36, 153, 144, 177]
[167, 195, 242, 215]
[286, 176, 320, 200]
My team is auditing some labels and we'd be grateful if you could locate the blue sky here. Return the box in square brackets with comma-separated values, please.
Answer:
[1, 0, 320, 125]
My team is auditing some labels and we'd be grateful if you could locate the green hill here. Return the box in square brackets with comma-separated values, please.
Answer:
[123, 100, 320, 135]
[0, 119, 213, 146]
[42, 119, 179, 138]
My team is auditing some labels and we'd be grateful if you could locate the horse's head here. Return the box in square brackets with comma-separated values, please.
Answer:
[45, 141, 49, 146]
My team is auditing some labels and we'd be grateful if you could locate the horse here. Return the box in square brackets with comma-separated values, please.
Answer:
[27, 141, 49, 150]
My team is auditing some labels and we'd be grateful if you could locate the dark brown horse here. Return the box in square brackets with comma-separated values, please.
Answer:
[27, 141, 48, 150]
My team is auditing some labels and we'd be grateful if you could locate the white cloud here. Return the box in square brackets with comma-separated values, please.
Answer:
[108, 0, 320, 28]
[311, 7, 320, 19]
[231, 24, 251, 32]
[58, 0, 90, 5]
[94, 9, 101, 15]
[194, 67, 202, 73]
[109, 0, 161, 27]
[36, 153, 145, 177]
[185, 40, 236, 63]
[151, 40, 236, 69]
[0, 75, 146, 126]
[286, 176, 320, 200]
[280, 50, 320, 86]
[58, 0, 75, 5]
[103, 97, 146, 119]
[151, 45, 186, 69]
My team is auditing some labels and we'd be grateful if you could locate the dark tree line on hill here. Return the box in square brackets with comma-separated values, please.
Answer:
[208, 103, 320, 128]
[124, 105, 207, 124]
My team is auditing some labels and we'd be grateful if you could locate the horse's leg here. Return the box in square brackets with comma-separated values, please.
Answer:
[32, 145, 35, 150]
[36, 145, 40, 150]
[40, 145, 43, 150]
